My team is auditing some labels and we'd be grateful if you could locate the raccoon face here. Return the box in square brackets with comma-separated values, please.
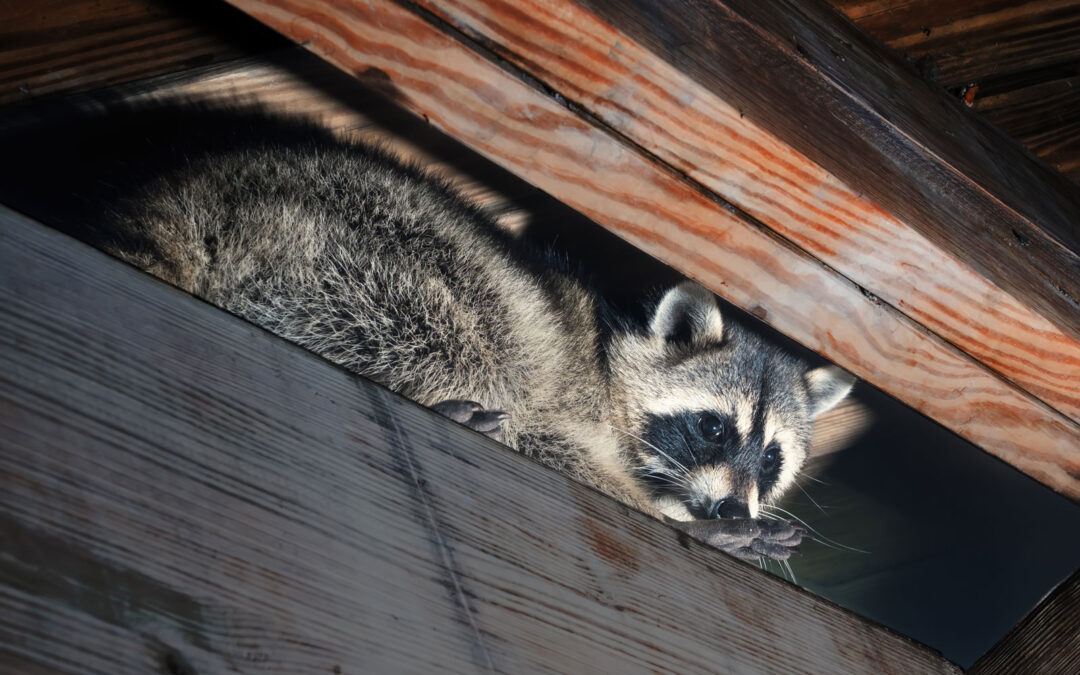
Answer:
[609, 282, 854, 521]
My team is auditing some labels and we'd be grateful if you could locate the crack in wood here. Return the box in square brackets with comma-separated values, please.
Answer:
[364, 385, 498, 673]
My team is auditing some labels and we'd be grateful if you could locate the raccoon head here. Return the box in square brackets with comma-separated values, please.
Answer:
[608, 282, 854, 521]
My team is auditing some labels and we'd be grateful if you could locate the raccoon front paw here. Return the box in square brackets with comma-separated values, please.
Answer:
[674, 517, 805, 562]
[430, 399, 509, 442]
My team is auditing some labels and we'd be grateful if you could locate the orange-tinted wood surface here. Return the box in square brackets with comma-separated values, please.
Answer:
[570, 0, 1080, 351]
[412, 0, 1080, 437]
[217, 0, 1080, 497]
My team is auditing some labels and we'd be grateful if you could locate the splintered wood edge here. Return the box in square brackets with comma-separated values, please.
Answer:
[0, 206, 960, 673]
[220, 0, 1080, 499]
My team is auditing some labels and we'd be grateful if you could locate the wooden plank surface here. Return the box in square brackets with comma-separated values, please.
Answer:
[410, 0, 1080, 435]
[977, 74, 1080, 185]
[568, 0, 1080, 346]
[0, 0, 284, 107]
[0, 46, 869, 463]
[831, 0, 1080, 87]
[970, 569, 1080, 674]
[0, 207, 960, 674]
[828, 0, 1080, 185]
[218, 0, 1080, 498]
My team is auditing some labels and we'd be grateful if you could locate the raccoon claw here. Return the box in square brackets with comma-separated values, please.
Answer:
[431, 399, 509, 442]
[673, 517, 805, 562]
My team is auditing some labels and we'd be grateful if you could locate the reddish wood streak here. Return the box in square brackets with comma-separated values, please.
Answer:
[411, 0, 1080, 430]
[225, 0, 1080, 498]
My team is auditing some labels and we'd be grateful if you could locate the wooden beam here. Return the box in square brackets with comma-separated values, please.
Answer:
[970, 568, 1080, 674]
[0, 206, 959, 673]
[219, 0, 1080, 497]
[830, 0, 1080, 88]
[404, 0, 1080, 438]
[977, 74, 1080, 185]
[565, 0, 1080, 343]
[0, 0, 284, 107]
[830, 0, 1080, 184]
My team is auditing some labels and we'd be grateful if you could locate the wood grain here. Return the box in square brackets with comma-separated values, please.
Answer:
[2, 47, 873, 463]
[0, 207, 961, 674]
[412, 0, 1080, 434]
[0, 0, 284, 107]
[969, 568, 1080, 674]
[977, 74, 1080, 185]
[218, 0, 1080, 498]
[828, 0, 1080, 186]
[569, 0, 1080, 348]
[831, 0, 1080, 87]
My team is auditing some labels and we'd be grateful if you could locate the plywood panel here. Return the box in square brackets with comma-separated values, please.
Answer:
[829, 0, 1080, 186]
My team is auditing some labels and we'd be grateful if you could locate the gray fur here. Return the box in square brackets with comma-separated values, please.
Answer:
[2, 104, 853, 534]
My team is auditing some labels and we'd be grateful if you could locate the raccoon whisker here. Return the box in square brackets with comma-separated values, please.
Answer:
[635, 467, 694, 492]
[759, 505, 870, 555]
[782, 559, 798, 585]
[799, 473, 831, 487]
[793, 481, 827, 515]
[607, 425, 694, 479]
[678, 434, 702, 469]
[631, 463, 695, 491]
[770, 559, 787, 583]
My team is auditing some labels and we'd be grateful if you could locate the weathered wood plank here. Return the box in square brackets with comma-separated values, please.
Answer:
[970, 568, 1080, 674]
[410, 0, 1080, 435]
[568, 0, 1080, 347]
[831, 0, 1080, 88]
[0, 207, 960, 673]
[828, 0, 1080, 186]
[220, 0, 1080, 497]
[0, 0, 284, 107]
[977, 74, 1080, 185]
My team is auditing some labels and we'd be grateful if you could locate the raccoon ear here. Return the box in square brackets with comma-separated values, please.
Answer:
[650, 281, 725, 345]
[805, 365, 856, 418]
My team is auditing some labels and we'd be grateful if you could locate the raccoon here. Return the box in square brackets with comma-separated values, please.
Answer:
[0, 102, 853, 561]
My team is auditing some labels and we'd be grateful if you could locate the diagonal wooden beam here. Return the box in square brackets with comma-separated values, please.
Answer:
[0, 205, 961, 673]
[570, 0, 1080, 339]
[218, 0, 1080, 497]
[409, 0, 1080, 428]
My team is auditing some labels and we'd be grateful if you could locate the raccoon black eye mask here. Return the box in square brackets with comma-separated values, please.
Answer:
[0, 102, 853, 563]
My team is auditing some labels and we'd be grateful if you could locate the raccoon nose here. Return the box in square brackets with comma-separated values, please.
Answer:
[710, 499, 750, 519]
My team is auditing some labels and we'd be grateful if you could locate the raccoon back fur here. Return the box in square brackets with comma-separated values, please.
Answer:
[0, 103, 854, 559]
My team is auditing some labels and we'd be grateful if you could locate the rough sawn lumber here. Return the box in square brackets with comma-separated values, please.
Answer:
[410, 0, 1080, 449]
[0, 207, 960, 673]
[221, 0, 1080, 498]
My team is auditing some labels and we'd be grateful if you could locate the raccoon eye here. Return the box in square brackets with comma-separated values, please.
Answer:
[761, 444, 781, 473]
[698, 412, 725, 441]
